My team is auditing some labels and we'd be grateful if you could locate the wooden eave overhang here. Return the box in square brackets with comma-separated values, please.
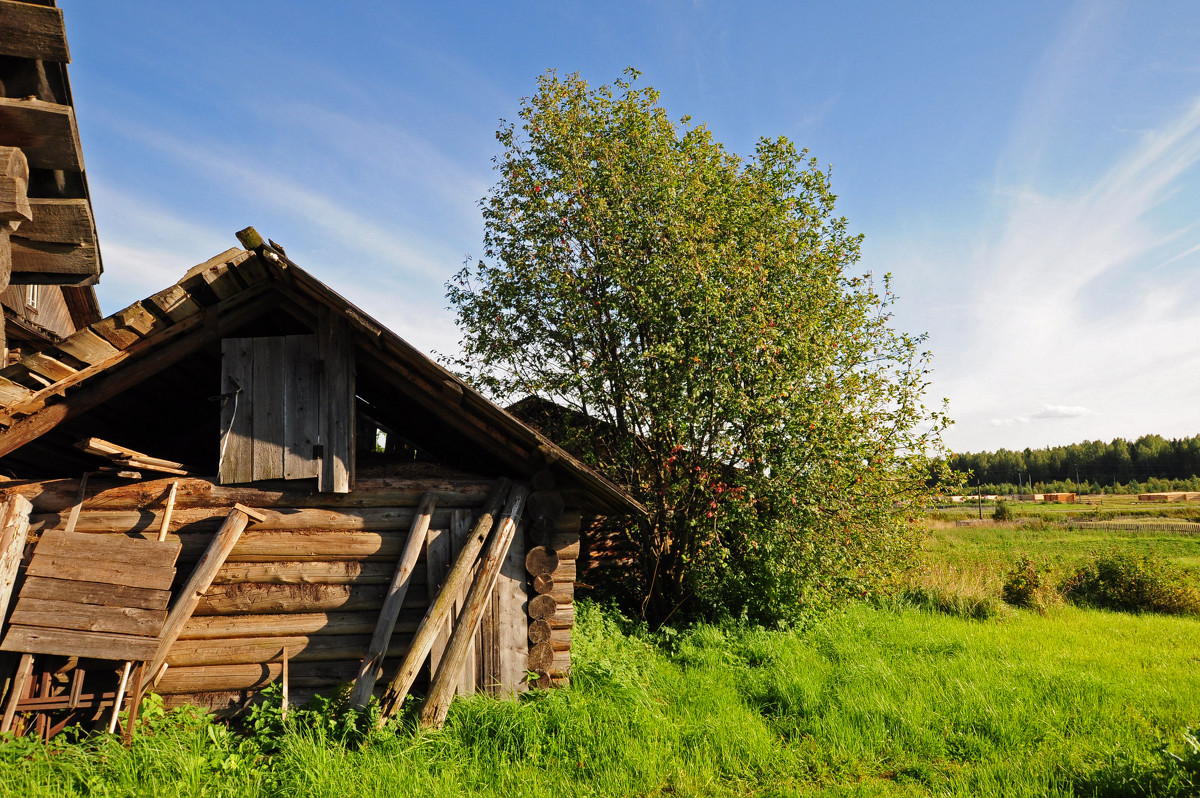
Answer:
[0, 244, 646, 517]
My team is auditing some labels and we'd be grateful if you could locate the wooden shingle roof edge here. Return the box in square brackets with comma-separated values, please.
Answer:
[0, 239, 646, 517]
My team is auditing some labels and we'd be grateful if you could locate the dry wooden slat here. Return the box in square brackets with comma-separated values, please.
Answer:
[350, 494, 436, 707]
[33, 529, 182, 569]
[251, 336, 286, 480]
[0, 375, 33, 406]
[219, 336, 254, 484]
[52, 329, 119, 366]
[495, 522, 529, 696]
[318, 307, 354, 494]
[1, 627, 160, 661]
[282, 335, 320, 480]
[18, 576, 170, 611]
[146, 504, 266, 679]
[0, 1, 69, 61]
[145, 284, 201, 323]
[0, 495, 32, 631]
[0, 97, 81, 171]
[25, 552, 177, 591]
[424, 525, 451, 674]
[107, 662, 131, 734]
[376, 480, 509, 724]
[7, 598, 166, 637]
[22, 353, 76, 383]
[420, 486, 528, 727]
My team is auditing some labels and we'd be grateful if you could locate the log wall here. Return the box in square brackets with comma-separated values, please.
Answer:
[0, 474, 582, 717]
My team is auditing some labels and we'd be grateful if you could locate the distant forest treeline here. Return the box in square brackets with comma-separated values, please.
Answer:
[947, 434, 1200, 489]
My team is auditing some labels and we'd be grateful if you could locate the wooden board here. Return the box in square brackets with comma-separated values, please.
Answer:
[33, 529, 181, 569]
[425, 526, 451, 674]
[450, 509, 476, 695]
[17, 575, 170, 611]
[317, 308, 354, 493]
[165, 633, 412, 668]
[52, 329, 119, 366]
[1, 626, 160, 661]
[9, 237, 99, 285]
[251, 336, 285, 480]
[7, 598, 166, 637]
[0, 1, 69, 62]
[193, 582, 427, 616]
[220, 336, 254, 483]
[495, 522, 529, 696]
[19, 199, 94, 245]
[283, 335, 320, 480]
[25, 550, 176, 591]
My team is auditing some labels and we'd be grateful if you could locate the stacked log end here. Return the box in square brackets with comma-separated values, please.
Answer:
[524, 482, 579, 689]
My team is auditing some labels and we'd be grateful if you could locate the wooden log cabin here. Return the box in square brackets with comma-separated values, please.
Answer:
[0, 237, 642, 730]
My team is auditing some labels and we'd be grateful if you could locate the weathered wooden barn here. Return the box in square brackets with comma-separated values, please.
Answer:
[0, 239, 641, 736]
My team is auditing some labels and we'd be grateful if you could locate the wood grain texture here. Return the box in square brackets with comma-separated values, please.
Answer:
[251, 336, 285, 480]
[317, 307, 354, 493]
[282, 335, 319, 480]
[1, 626, 160, 661]
[9, 237, 98, 285]
[17, 576, 170, 611]
[0, 1, 69, 61]
[0, 495, 32, 630]
[220, 337, 254, 484]
[495, 521, 528, 696]
[179, 611, 419, 641]
[7, 598, 165, 636]
[19, 199, 93, 245]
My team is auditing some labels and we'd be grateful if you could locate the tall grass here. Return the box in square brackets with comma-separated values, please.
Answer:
[2, 601, 1198, 797]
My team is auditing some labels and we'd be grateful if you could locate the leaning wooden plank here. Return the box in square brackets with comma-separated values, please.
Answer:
[0, 495, 32, 632]
[349, 493, 437, 708]
[1, 653, 33, 733]
[0, 626, 160, 661]
[7, 598, 166, 637]
[51, 329, 119, 366]
[75, 438, 195, 473]
[420, 486, 529, 728]
[375, 479, 510, 725]
[107, 662, 131, 734]
[18, 576, 170, 611]
[0, 1, 69, 62]
[145, 504, 267, 680]
[22, 353, 76, 383]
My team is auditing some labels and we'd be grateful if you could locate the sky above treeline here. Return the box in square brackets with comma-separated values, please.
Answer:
[59, 1, 1200, 454]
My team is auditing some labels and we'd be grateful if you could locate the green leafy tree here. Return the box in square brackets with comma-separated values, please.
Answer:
[447, 70, 951, 624]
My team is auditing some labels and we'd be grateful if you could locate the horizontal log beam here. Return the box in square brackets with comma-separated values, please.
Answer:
[193, 582, 429, 616]
[29, 506, 457, 535]
[1, 475, 495, 513]
[18, 199, 94, 245]
[165, 632, 413, 668]
[9, 235, 98, 285]
[179, 610, 420, 640]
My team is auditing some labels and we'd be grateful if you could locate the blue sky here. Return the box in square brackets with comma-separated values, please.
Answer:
[58, 1, 1200, 453]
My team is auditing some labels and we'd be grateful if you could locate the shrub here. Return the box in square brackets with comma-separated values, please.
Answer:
[1001, 557, 1061, 613]
[992, 500, 1012, 522]
[1060, 552, 1200, 615]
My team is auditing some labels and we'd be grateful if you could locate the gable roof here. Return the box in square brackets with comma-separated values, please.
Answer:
[0, 239, 644, 516]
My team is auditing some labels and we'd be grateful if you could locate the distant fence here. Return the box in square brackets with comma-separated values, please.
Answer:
[1066, 520, 1200, 534]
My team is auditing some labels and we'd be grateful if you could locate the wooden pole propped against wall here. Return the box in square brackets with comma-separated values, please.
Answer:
[375, 479, 510, 726]
[419, 485, 528, 729]
[349, 492, 437, 708]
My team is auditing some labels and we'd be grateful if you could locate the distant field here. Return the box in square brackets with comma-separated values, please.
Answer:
[934, 493, 1200, 524]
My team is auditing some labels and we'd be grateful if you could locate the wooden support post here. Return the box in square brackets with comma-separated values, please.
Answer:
[107, 661, 131, 734]
[280, 647, 289, 718]
[145, 503, 266, 681]
[349, 493, 437, 708]
[0, 652, 32, 733]
[121, 663, 145, 746]
[375, 480, 510, 726]
[158, 481, 179, 542]
[419, 485, 529, 729]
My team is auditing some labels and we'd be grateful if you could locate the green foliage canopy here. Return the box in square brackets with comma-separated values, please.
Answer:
[447, 70, 950, 624]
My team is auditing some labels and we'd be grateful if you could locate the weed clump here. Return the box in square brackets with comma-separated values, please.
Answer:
[1060, 552, 1200, 615]
[1002, 557, 1062, 614]
[992, 500, 1013, 522]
